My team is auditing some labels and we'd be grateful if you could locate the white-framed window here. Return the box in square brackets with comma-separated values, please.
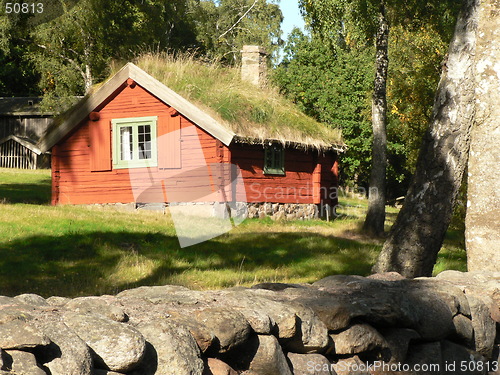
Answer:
[112, 116, 158, 169]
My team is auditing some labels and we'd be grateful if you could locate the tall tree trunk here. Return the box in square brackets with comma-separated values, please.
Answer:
[363, 3, 389, 237]
[466, 0, 500, 271]
[373, 0, 478, 278]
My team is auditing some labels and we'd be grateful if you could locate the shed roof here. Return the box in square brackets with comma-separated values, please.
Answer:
[39, 58, 345, 153]
[0, 135, 42, 155]
[0, 97, 49, 116]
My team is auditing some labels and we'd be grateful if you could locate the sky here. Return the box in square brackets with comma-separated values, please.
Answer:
[278, 0, 306, 39]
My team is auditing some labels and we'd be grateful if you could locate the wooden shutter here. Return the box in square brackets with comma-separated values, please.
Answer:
[312, 162, 322, 204]
[89, 118, 112, 171]
[158, 114, 181, 169]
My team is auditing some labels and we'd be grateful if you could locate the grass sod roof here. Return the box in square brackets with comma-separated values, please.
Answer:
[130, 53, 344, 151]
[40, 53, 344, 152]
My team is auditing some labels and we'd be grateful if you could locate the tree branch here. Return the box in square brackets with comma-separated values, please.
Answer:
[218, 0, 258, 39]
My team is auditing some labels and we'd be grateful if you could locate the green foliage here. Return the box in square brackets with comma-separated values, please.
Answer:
[273, 29, 374, 186]
[1, 0, 283, 108]
[290, 0, 460, 197]
[0, 44, 40, 96]
[387, 24, 453, 172]
[190, 0, 283, 64]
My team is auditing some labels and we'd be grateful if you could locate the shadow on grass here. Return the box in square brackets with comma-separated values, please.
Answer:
[0, 180, 52, 204]
[0, 229, 380, 298]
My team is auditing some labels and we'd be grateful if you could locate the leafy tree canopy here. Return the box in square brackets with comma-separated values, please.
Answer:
[190, 0, 283, 64]
[0, 0, 282, 107]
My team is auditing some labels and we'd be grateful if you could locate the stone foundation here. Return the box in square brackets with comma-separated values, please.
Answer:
[246, 202, 320, 220]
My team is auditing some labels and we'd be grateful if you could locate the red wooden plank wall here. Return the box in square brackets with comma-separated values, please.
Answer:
[53, 83, 224, 205]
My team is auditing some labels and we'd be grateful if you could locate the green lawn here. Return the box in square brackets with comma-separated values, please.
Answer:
[0, 168, 466, 297]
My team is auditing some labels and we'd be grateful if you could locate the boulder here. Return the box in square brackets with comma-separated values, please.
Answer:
[194, 308, 251, 353]
[215, 291, 276, 334]
[452, 314, 474, 344]
[13, 294, 48, 307]
[329, 324, 388, 356]
[65, 297, 127, 322]
[466, 295, 496, 357]
[117, 285, 205, 306]
[287, 353, 335, 374]
[133, 319, 204, 375]
[94, 371, 126, 375]
[223, 289, 298, 338]
[0, 296, 16, 305]
[203, 358, 238, 375]
[294, 276, 416, 330]
[331, 356, 370, 375]
[405, 285, 455, 340]
[167, 313, 215, 353]
[33, 315, 93, 375]
[412, 278, 471, 316]
[0, 306, 34, 325]
[305, 276, 455, 339]
[3, 350, 46, 375]
[0, 320, 50, 350]
[63, 312, 146, 372]
[248, 335, 293, 375]
[280, 301, 330, 354]
[405, 342, 442, 375]
[46, 296, 71, 307]
[368, 272, 406, 281]
[440, 340, 488, 375]
[381, 328, 420, 364]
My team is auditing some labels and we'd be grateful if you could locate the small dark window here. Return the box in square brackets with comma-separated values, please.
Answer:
[264, 143, 285, 175]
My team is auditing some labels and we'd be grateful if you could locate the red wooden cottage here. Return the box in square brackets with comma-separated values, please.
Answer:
[39, 56, 344, 219]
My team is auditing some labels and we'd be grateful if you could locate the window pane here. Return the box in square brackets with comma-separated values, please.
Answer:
[138, 124, 152, 160]
[120, 126, 133, 161]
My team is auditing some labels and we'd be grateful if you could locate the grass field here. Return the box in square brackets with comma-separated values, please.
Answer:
[0, 168, 466, 297]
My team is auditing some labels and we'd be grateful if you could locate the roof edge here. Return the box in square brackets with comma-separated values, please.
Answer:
[0, 135, 42, 155]
[232, 135, 347, 153]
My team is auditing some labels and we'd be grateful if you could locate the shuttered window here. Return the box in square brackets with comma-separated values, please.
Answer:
[112, 116, 158, 169]
[264, 143, 285, 175]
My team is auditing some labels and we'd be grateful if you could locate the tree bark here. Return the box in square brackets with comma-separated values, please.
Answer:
[466, 0, 500, 271]
[363, 3, 389, 237]
[372, 0, 478, 278]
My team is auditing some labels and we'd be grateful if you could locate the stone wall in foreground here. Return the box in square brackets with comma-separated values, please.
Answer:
[0, 271, 499, 375]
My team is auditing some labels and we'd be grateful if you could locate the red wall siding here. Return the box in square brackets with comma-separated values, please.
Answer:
[230, 144, 338, 205]
[53, 83, 223, 205]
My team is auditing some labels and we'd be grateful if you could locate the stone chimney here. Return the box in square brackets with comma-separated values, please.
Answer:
[241, 45, 267, 87]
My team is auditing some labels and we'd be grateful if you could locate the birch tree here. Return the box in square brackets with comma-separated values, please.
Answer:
[465, 0, 500, 271]
[373, 0, 478, 277]
[300, 0, 459, 236]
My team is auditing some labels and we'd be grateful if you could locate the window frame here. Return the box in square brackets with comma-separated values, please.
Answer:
[264, 143, 285, 176]
[112, 116, 158, 169]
